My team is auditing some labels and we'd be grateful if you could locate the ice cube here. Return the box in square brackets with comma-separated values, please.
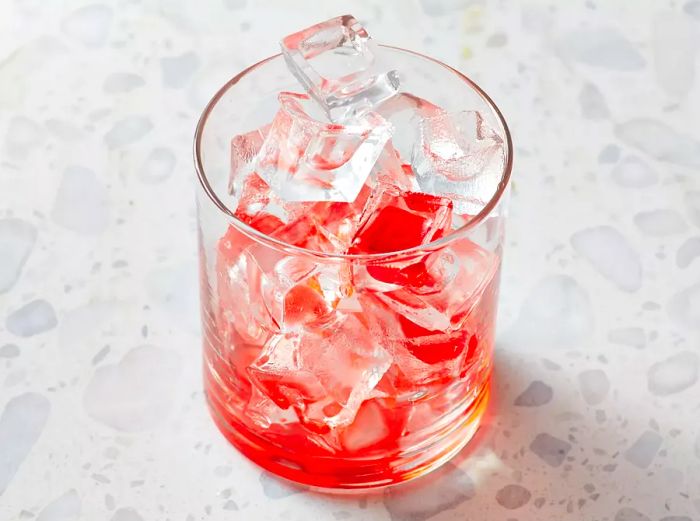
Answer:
[248, 314, 391, 430]
[270, 213, 339, 253]
[376, 93, 443, 163]
[246, 384, 299, 429]
[280, 15, 400, 122]
[370, 143, 417, 192]
[232, 172, 288, 232]
[247, 332, 326, 410]
[372, 240, 498, 332]
[347, 188, 453, 294]
[260, 256, 348, 329]
[216, 240, 278, 345]
[228, 125, 270, 197]
[232, 173, 358, 253]
[338, 398, 405, 453]
[396, 315, 475, 366]
[256, 92, 392, 203]
[361, 294, 475, 392]
[349, 188, 453, 254]
[413, 110, 505, 214]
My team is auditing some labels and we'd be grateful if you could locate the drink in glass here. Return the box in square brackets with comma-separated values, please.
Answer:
[194, 16, 513, 489]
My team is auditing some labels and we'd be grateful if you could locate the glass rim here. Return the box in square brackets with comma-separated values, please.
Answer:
[193, 44, 514, 261]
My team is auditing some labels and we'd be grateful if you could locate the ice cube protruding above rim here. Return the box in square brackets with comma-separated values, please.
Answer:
[280, 14, 400, 122]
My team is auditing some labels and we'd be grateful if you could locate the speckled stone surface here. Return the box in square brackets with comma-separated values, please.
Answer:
[1, 1, 699, 520]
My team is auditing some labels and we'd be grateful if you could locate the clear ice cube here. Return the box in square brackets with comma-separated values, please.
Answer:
[349, 187, 453, 254]
[370, 143, 417, 192]
[248, 314, 391, 430]
[361, 293, 476, 393]
[246, 384, 298, 429]
[216, 240, 278, 345]
[373, 240, 499, 332]
[247, 332, 326, 410]
[412, 110, 505, 214]
[229, 125, 270, 198]
[338, 398, 400, 452]
[280, 15, 400, 122]
[260, 256, 349, 329]
[376, 93, 443, 163]
[255, 92, 392, 203]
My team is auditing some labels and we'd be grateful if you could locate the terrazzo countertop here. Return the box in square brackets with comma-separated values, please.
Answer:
[1, 0, 699, 519]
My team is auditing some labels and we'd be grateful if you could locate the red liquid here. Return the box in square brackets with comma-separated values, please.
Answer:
[201, 197, 500, 488]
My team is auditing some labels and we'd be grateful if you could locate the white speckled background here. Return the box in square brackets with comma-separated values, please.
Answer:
[1, 1, 699, 520]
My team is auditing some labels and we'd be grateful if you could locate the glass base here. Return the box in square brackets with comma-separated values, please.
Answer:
[205, 375, 490, 490]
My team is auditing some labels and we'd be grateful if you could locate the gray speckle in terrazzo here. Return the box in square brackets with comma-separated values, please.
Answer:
[92, 345, 110, 366]
[0, 393, 51, 494]
[259, 472, 305, 499]
[83, 345, 182, 431]
[52, 166, 109, 235]
[579, 82, 609, 119]
[104, 116, 153, 149]
[140, 147, 176, 184]
[598, 144, 620, 163]
[161, 51, 201, 89]
[611, 156, 658, 188]
[110, 507, 144, 521]
[383, 463, 475, 521]
[647, 351, 699, 396]
[686, 0, 700, 18]
[668, 283, 700, 329]
[571, 226, 642, 292]
[624, 430, 663, 468]
[634, 209, 688, 237]
[495, 484, 531, 509]
[615, 507, 651, 521]
[0, 344, 20, 358]
[60, 5, 113, 47]
[37, 489, 81, 521]
[541, 358, 561, 371]
[514, 380, 553, 407]
[505, 275, 593, 349]
[0, 218, 37, 293]
[485, 32, 508, 48]
[677, 237, 700, 268]
[608, 327, 646, 349]
[222, 500, 238, 511]
[103, 72, 146, 94]
[529, 433, 572, 467]
[577, 369, 610, 405]
[615, 119, 700, 168]
[6, 299, 58, 337]
[557, 27, 645, 70]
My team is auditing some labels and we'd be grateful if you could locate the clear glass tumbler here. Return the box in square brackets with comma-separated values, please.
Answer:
[194, 46, 513, 490]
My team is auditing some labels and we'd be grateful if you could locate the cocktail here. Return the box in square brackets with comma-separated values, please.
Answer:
[194, 15, 512, 489]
